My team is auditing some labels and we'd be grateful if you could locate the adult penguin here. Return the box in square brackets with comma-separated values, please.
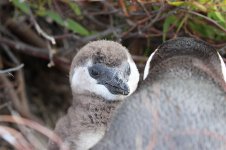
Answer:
[91, 37, 226, 150]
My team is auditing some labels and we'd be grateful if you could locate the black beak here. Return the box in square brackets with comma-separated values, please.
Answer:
[104, 74, 130, 95]
[88, 64, 130, 95]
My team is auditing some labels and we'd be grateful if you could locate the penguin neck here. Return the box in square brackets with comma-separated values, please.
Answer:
[71, 93, 122, 127]
[72, 93, 121, 107]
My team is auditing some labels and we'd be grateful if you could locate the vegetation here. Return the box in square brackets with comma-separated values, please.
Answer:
[0, 0, 225, 149]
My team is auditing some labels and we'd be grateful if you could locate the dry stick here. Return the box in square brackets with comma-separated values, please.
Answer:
[0, 64, 24, 74]
[101, 0, 122, 16]
[109, 15, 122, 42]
[118, 0, 129, 17]
[83, 11, 108, 28]
[46, 43, 56, 67]
[4, 19, 48, 49]
[0, 125, 33, 150]
[0, 74, 29, 118]
[1, 43, 42, 123]
[55, 27, 122, 51]
[136, 0, 152, 18]
[8, 107, 47, 150]
[29, 11, 56, 45]
[0, 115, 69, 150]
[0, 75, 46, 148]
[0, 102, 11, 110]
[2, 44, 20, 64]
[0, 37, 70, 72]
[142, 1, 165, 31]
[0, 73, 41, 123]
[0, 23, 19, 41]
[16, 70, 43, 124]
[29, 9, 56, 67]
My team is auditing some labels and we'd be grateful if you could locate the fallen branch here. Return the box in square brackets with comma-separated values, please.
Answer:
[0, 64, 24, 74]
[0, 37, 70, 72]
[0, 125, 33, 150]
[0, 115, 69, 150]
[0, 74, 32, 119]
[29, 10, 56, 45]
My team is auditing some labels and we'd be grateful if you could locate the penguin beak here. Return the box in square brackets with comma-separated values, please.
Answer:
[88, 64, 130, 95]
[103, 72, 130, 96]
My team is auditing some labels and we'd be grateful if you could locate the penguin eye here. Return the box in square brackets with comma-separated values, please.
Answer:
[91, 69, 99, 76]
[89, 66, 101, 79]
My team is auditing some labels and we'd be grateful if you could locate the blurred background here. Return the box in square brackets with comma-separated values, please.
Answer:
[0, 0, 226, 149]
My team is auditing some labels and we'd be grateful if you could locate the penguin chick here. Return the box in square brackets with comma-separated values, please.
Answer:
[91, 37, 226, 150]
[48, 40, 139, 150]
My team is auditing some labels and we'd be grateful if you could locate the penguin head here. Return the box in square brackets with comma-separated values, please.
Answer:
[70, 40, 139, 101]
[144, 37, 226, 83]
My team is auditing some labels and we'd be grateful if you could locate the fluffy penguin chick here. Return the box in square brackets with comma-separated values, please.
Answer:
[91, 37, 226, 150]
[48, 40, 139, 150]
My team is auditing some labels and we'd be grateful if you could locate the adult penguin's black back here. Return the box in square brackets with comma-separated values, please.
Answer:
[91, 37, 226, 150]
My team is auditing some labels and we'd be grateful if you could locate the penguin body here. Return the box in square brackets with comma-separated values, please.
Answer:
[91, 37, 226, 150]
[48, 40, 139, 150]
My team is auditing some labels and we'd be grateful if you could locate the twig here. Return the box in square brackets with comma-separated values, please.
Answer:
[119, 0, 129, 17]
[82, 27, 121, 43]
[5, 19, 48, 49]
[47, 43, 56, 67]
[0, 64, 24, 74]
[30, 12, 56, 45]
[1, 42, 43, 123]
[0, 37, 70, 72]
[0, 115, 69, 150]
[136, 0, 151, 18]
[83, 11, 108, 28]
[0, 74, 34, 120]
[142, 1, 165, 31]
[29, 12, 56, 66]
[0, 23, 19, 41]
[7, 108, 46, 150]
[109, 15, 122, 42]
[101, 1, 121, 16]
[2, 44, 20, 64]
[0, 125, 33, 150]
[0, 102, 11, 110]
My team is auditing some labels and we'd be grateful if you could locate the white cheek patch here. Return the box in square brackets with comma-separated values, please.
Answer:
[217, 52, 226, 83]
[143, 48, 158, 80]
[127, 55, 140, 95]
[71, 61, 125, 100]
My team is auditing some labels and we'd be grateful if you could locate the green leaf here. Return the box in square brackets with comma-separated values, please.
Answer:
[188, 20, 226, 41]
[167, 1, 185, 6]
[44, 11, 65, 26]
[199, 0, 210, 3]
[38, 10, 89, 36]
[163, 15, 178, 41]
[68, 2, 81, 16]
[213, 12, 225, 23]
[36, 7, 47, 16]
[11, 0, 30, 14]
[65, 19, 90, 36]
[208, 11, 226, 27]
